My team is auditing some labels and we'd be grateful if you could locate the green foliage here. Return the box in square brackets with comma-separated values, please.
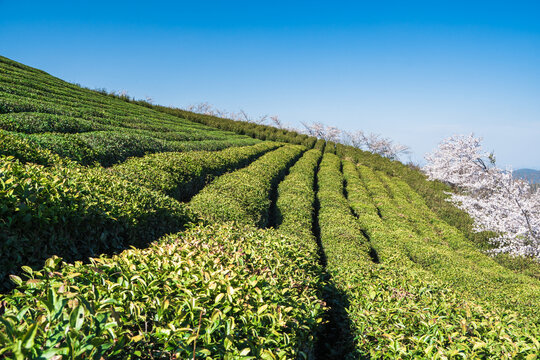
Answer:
[0, 155, 194, 290]
[342, 261, 540, 359]
[323, 141, 336, 154]
[16, 131, 258, 167]
[111, 142, 280, 201]
[0, 130, 71, 166]
[314, 155, 540, 358]
[0, 223, 324, 359]
[0, 112, 102, 133]
[353, 163, 540, 319]
[317, 153, 372, 264]
[337, 143, 540, 278]
[275, 149, 322, 241]
[2, 54, 539, 359]
[189, 145, 305, 227]
[313, 139, 326, 151]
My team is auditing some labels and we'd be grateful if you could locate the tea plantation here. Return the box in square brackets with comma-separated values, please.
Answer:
[1, 56, 539, 359]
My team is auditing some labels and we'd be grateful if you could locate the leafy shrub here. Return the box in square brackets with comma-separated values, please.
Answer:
[317, 154, 372, 263]
[313, 139, 325, 151]
[0, 112, 102, 134]
[323, 141, 336, 154]
[0, 155, 194, 290]
[275, 149, 322, 241]
[23, 132, 99, 165]
[0, 130, 70, 166]
[0, 223, 324, 359]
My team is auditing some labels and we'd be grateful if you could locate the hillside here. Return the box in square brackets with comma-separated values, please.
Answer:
[0, 56, 539, 359]
[515, 168, 540, 184]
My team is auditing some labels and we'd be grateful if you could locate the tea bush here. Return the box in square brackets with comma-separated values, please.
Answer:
[0, 155, 194, 290]
[0, 223, 324, 359]
[275, 149, 322, 241]
[0, 130, 72, 166]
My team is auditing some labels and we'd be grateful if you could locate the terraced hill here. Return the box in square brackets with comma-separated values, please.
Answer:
[0, 56, 539, 359]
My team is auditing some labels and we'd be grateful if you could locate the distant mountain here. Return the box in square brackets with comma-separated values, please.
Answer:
[514, 168, 540, 184]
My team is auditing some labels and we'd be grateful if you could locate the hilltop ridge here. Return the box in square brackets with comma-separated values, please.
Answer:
[515, 168, 540, 184]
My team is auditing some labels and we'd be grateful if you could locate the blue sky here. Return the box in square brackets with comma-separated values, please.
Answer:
[1, 1, 539, 168]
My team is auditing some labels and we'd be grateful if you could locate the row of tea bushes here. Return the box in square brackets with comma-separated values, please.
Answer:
[0, 155, 195, 290]
[315, 153, 373, 358]
[313, 139, 326, 151]
[189, 145, 305, 227]
[316, 154, 372, 263]
[0, 112, 102, 134]
[0, 130, 72, 166]
[111, 142, 281, 201]
[0, 112, 243, 143]
[19, 131, 259, 167]
[275, 149, 322, 241]
[0, 223, 325, 359]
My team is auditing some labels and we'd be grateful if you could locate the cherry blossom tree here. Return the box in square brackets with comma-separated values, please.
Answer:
[269, 115, 284, 129]
[424, 134, 540, 259]
[300, 121, 343, 142]
[340, 129, 410, 160]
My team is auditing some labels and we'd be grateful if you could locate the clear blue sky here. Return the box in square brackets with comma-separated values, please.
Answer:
[1, 0, 539, 168]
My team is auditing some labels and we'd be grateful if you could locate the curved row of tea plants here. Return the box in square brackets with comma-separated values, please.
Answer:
[189, 145, 305, 227]
[312, 139, 325, 151]
[110, 142, 280, 202]
[317, 154, 372, 262]
[315, 153, 373, 358]
[0, 153, 195, 291]
[274, 149, 322, 241]
[19, 131, 259, 167]
[0, 223, 325, 359]
[0, 112, 240, 143]
[0, 129, 74, 166]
